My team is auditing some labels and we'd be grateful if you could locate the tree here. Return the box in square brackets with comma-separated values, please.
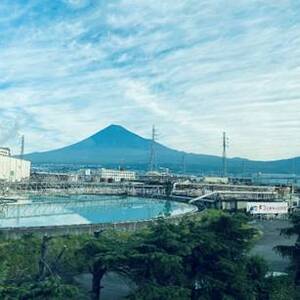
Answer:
[183, 214, 263, 300]
[127, 220, 192, 299]
[245, 256, 269, 299]
[0, 234, 40, 284]
[76, 231, 130, 300]
[274, 211, 300, 299]
[0, 212, 292, 300]
[127, 214, 270, 300]
[275, 212, 300, 286]
[0, 234, 83, 300]
[265, 276, 298, 300]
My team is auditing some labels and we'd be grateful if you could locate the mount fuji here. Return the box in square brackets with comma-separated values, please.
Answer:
[24, 124, 299, 174]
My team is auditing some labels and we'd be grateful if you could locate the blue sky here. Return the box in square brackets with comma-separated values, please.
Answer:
[0, 0, 300, 160]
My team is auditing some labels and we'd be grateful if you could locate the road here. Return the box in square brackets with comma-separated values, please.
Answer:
[251, 219, 296, 272]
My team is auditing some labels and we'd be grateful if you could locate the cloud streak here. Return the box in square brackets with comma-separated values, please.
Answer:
[0, 0, 299, 160]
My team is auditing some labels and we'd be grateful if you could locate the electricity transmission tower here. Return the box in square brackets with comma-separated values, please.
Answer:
[149, 125, 158, 172]
[222, 132, 229, 177]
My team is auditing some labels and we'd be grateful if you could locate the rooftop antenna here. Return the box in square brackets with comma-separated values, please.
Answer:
[222, 132, 229, 177]
[149, 125, 157, 172]
[20, 135, 25, 159]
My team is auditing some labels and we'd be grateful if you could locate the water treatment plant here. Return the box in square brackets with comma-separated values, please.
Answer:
[0, 145, 298, 238]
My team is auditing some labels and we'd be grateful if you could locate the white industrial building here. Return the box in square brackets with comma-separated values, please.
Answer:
[98, 168, 136, 182]
[0, 147, 31, 182]
[202, 176, 229, 184]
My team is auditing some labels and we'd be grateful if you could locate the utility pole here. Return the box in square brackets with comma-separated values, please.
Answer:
[20, 135, 25, 159]
[222, 132, 229, 177]
[149, 125, 157, 172]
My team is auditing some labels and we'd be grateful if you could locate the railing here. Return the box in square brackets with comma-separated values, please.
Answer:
[189, 190, 279, 204]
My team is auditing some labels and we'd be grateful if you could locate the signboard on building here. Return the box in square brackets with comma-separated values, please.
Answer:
[247, 202, 288, 215]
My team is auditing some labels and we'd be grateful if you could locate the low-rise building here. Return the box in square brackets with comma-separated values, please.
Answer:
[202, 176, 229, 184]
[0, 148, 31, 182]
[98, 168, 136, 182]
[30, 172, 77, 183]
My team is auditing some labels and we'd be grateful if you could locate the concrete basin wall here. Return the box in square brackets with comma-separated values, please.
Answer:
[0, 211, 199, 239]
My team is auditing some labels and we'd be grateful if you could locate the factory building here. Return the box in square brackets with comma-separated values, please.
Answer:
[0, 147, 31, 182]
[202, 176, 229, 184]
[98, 168, 136, 182]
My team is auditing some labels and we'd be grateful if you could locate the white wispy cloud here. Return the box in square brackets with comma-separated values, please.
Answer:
[0, 0, 299, 160]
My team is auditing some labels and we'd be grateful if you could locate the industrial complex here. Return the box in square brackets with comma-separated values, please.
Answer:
[0, 133, 299, 238]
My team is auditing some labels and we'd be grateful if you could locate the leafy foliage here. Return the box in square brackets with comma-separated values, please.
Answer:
[0, 234, 84, 300]
[275, 212, 300, 286]
[76, 231, 131, 300]
[0, 212, 298, 300]
[265, 276, 299, 300]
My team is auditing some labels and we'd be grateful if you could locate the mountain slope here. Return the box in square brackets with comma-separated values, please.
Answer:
[25, 125, 219, 166]
[24, 124, 299, 174]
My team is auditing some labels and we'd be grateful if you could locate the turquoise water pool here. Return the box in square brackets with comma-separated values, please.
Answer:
[0, 195, 197, 228]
